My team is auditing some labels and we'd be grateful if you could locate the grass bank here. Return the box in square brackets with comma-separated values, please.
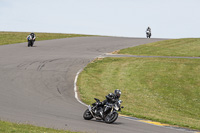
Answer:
[118, 38, 200, 57]
[0, 32, 94, 45]
[0, 120, 80, 133]
[77, 57, 200, 130]
[77, 58, 200, 129]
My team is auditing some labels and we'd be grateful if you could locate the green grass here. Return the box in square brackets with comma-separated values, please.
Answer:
[77, 57, 200, 130]
[118, 38, 200, 57]
[0, 32, 94, 45]
[0, 120, 80, 133]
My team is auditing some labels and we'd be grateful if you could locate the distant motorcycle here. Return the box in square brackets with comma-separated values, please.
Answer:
[83, 98, 123, 124]
[27, 36, 35, 47]
[146, 30, 151, 38]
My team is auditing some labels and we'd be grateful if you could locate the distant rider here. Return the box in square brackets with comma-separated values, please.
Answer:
[146, 27, 151, 38]
[146, 27, 151, 33]
[96, 89, 122, 117]
[27, 33, 36, 41]
[27, 33, 36, 46]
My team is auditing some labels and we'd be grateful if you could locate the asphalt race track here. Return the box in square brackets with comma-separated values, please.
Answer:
[0, 37, 193, 133]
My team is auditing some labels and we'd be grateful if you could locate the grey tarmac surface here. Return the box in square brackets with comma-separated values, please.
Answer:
[0, 37, 194, 133]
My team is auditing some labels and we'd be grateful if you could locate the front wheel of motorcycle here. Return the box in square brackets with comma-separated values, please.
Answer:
[83, 109, 93, 120]
[104, 112, 118, 124]
[28, 41, 31, 47]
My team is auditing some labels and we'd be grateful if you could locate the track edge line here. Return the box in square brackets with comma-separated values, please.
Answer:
[74, 68, 88, 107]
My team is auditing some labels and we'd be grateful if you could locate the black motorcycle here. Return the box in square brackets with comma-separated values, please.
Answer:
[146, 31, 151, 38]
[27, 36, 35, 47]
[83, 98, 123, 124]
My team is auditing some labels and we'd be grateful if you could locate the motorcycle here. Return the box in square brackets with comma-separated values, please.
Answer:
[146, 30, 151, 38]
[83, 98, 124, 124]
[27, 36, 35, 47]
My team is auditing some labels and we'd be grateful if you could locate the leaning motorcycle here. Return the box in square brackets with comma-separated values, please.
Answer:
[146, 31, 151, 38]
[83, 98, 123, 124]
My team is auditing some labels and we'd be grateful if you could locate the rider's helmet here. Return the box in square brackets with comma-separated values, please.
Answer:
[114, 89, 121, 98]
[30, 33, 35, 39]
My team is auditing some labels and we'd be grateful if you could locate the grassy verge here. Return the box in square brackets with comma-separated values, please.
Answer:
[0, 120, 80, 133]
[77, 57, 200, 130]
[118, 38, 200, 57]
[0, 32, 94, 45]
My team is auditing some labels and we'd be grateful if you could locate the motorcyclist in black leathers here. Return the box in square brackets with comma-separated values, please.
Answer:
[27, 33, 36, 47]
[146, 27, 151, 33]
[27, 33, 36, 41]
[96, 89, 121, 117]
[146, 27, 151, 38]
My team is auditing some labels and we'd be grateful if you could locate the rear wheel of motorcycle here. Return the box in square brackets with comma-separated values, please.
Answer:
[104, 112, 118, 124]
[83, 109, 93, 120]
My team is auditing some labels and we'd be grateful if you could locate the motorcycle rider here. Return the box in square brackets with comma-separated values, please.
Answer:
[146, 27, 151, 38]
[96, 89, 122, 117]
[27, 33, 36, 46]
[146, 27, 151, 33]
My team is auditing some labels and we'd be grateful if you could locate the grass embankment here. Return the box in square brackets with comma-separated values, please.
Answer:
[118, 38, 200, 57]
[0, 32, 93, 45]
[77, 38, 200, 130]
[0, 120, 80, 133]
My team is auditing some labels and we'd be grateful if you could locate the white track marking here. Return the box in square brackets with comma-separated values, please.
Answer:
[74, 69, 88, 107]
